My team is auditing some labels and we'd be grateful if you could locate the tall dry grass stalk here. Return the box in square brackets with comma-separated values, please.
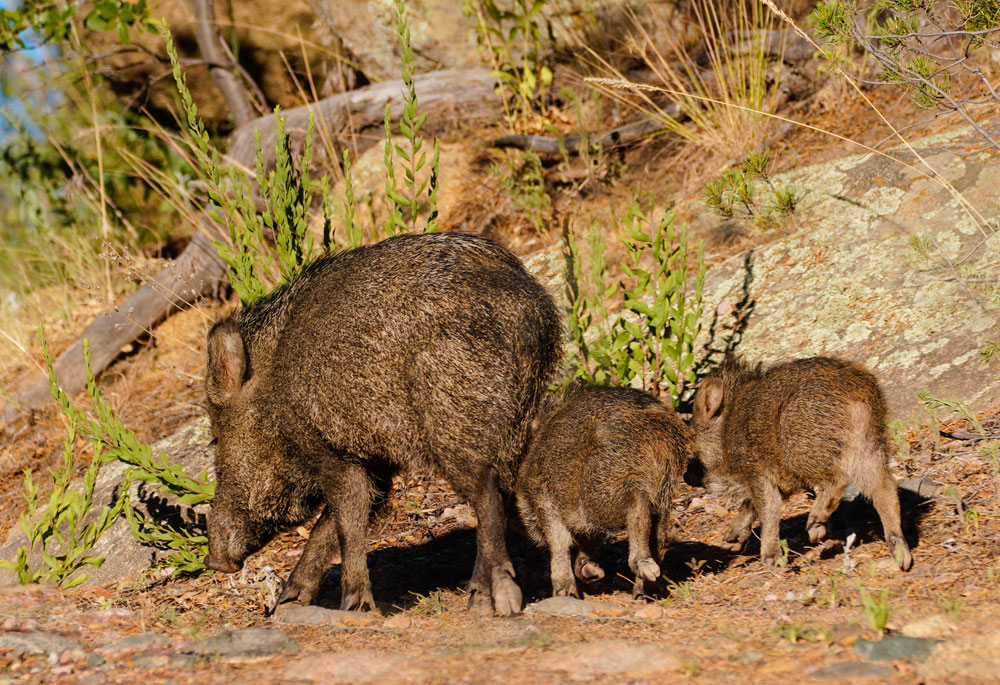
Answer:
[588, 0, 785, 159]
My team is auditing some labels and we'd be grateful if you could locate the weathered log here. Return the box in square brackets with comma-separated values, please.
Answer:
[1, 68, 501, 428]
[491, 108, 680, 155]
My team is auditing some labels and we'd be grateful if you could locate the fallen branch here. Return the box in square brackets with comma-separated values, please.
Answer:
[491, 102, 682, 155]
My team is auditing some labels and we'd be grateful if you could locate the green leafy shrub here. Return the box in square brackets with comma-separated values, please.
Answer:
[566, 204, 706, 407]
[463, 0, 554, 126]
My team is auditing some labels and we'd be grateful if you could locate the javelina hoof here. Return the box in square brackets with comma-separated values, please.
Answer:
[491, 563, 523, 616]
[576, 561, 605, 582]
[891, 537, 913, 571]
[807, 522, 828, 543]
[204, 553, 241, 574]
[341, 586, 375, 612]
[720, 539, 745, 553]
[552, 577, 580, 598]
[273, 581, 314, 613]
[636, 558, 660, 583]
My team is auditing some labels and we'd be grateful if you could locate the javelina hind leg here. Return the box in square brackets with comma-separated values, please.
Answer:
[651, 511, 671, 564]
[573, 533, 605, 582]
[626, 494, 660, 597]
[750, 479, 784, 568]
[866, 473, 913, 571]
[538, 501, 578, 597]
[275, 506, 341, 610]
[330, 463, 375, 611]
[467, 468, 522, 616]
[806, 476, 849, 543]
[721, 498, 755, 552]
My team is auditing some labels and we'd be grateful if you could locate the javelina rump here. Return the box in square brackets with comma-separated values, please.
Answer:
[516, 387, 689, 598]
[685, 356, 912, 571]
[203, 233, 562, 616]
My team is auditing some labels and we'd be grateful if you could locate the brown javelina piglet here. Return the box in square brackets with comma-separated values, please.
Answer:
[685, 356, 913, 571]
[204, 233, 562, 616]
[516, 386, 689, 598]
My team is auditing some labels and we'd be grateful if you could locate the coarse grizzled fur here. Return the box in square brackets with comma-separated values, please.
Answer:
[204, 232, 563, 616]
[685, 356, 912, 571]
[516, 385, 690, 598]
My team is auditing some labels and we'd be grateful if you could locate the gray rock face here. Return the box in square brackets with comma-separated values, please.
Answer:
[0, 632, 82, 655]
[854, 635, 941, 661]
[538, 640, 684, 677]
[697, 127, 1000, 421]
[0, 418, 214, 588]
[274, 605, 379, 626]
[180, 627, 299, 657]
[808, 661, 895, 680]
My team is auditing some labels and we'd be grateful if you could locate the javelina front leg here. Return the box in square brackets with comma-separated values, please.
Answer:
[467, 468, 522, 616]
[721, 498, 755, 552]
[626, 494, 660, 597]
[866, 474, 913, 571]
[806, 477, 849, 543]
[750, 479, 784, 568]
[328, 463, 374, 611]
[275, 505, 341, 610]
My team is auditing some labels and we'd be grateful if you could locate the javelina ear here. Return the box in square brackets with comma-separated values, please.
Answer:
[207, 319, 248, 406]
[697, 378, 725, 419]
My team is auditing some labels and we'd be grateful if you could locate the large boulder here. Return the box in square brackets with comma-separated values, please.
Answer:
[696, 127, 1000, 421]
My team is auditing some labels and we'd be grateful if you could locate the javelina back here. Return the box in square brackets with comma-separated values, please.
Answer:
[203, 233, 562, 616]
[516, 386, 689, 598]
[685, 356, 912, 571]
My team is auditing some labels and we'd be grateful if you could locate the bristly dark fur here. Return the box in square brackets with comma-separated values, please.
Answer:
[686, 355, 912, 571]
[516, 385, 690, 598]
[204, 232, 564, 616]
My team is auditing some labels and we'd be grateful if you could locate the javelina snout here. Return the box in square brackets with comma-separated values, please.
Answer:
[204, 233, 562, 616]
[516, 386, 689, 599]
[689, 356, 913, 571]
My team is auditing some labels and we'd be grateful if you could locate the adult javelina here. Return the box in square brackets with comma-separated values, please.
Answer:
[516, 387, 689, 598]
[685, 356, 912, 571]
[203, 233, 562, 616]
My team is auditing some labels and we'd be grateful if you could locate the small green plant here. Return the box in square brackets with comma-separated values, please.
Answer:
[775, 622, 823, 644]
[665, 578, 695, 602]
[939, 596, 966, 621]
[463, 0, 554, 127]
[685, 557, 707, 577]
[827, 570, 844, 607]
[704, 149, 799, 231]
[982, 441, 999, 488]
[963, 507, 981, 535]
[0, 337, 125, 587]
[917, 389, 986, 437]
[775, 538, 792, 569]
[887, 418, 910, 460]
[858, 586, 891, 637]
[982, 340, 1000, 363]
[566, 204, 706, 407]
[382, 0, 440, 237]
[493, 150, 551, 230]
[409, 590, 447, 616]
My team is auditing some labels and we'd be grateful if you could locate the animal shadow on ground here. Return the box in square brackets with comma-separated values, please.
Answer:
[294, 487, 934, 611]
[723, 486, 933, 567]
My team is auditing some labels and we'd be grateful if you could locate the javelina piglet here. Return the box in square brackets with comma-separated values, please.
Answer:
[685, 356, 912, 571]
[204, 233, 562, 616]
[516, 386, 689, 598]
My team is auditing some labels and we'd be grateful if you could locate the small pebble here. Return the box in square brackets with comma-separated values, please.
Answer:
[382, 614, 412, 630]
[634, 604, 665, 620]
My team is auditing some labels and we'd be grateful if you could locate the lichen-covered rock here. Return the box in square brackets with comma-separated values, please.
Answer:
[696, 128, 1000, 421]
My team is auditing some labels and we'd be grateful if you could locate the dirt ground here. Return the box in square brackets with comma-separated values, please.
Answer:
[0, 403, 997, 683]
